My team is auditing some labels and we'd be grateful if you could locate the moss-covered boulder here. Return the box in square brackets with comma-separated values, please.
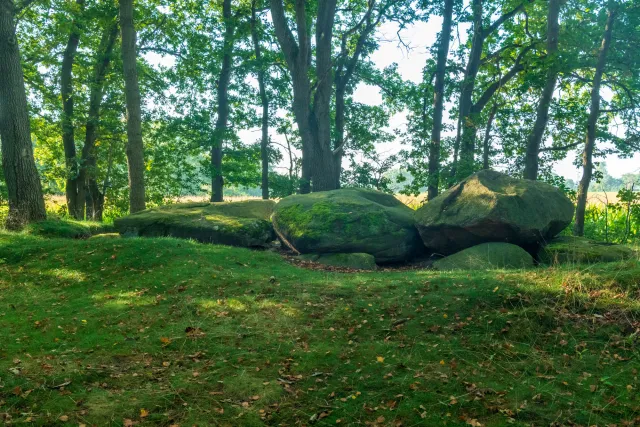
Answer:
[114, 200, 275, 247]
[538, 236, 635, 264]
[415, 170, 574, 255]
[272, 188, 423, 263]
[433, 242, 534, 270]
[298, 253, 377, 270]
[25, 219, 114, 239]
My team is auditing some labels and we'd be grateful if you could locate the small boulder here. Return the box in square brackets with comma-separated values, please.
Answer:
[432, 242, 534, 270]
[415, 170, 574, 255]
[538, 236, 635, 264]
[298, 253, 377, 270]
[272, 188, 423, 263]
[114, 200, 275, 247]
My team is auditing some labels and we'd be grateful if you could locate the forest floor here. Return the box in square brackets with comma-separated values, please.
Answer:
[0, 232, 639, 426]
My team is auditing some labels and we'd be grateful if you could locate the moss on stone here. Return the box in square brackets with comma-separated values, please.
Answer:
[415, 170, 575, 255]
[432, 242, 534, 271]
[298, 253, 377, 270]
[25, 219, 115, 239]
[538, 236, 636, 264]
[114, 199, 275, 247]
[272, 188, 423, 263]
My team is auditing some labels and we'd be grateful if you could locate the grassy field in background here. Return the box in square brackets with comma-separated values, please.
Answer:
[43, 191, 623, 214]
[1, 232, 639, 426]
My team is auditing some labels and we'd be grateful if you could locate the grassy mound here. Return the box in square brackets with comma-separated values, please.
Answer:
[114, 199, 275, 247]
[23, 218, 114, 239]
[433, 242, 534, 270]
[0, 232, 639, 425]
[539, 235, 637, 264]
[273, 188, 423, 263]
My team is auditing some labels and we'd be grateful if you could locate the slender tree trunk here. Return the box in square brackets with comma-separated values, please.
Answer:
[574, 8, 616, 236]
[211, 0, 235, 202]
[333, 85, 346, 189]
[427, 0, 454, 200]
[251, 1, 269, 200]
[119, 0, 146, 213]
[455, 0, 483, 181]
[523, 0, 560, 180]
[0, 0, 46, 228]
[482, 103, 498, 170]
[61, 0, 85, 219]
[82, 21, 118, 221]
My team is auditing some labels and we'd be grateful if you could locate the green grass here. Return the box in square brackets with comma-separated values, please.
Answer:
[0, 232, 639, 426]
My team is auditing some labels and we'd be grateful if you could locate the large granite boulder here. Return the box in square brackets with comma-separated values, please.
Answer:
[272, 188, 423, 263]
[432, 242, 534, 270]
[114, 200, 275, 247]
[538, 236, 636, 264]
[415, 170, 574, 255]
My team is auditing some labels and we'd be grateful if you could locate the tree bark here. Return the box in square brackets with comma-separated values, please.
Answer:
[210, 0, 235, 202]
[82, 20, 118, 221]
[454, 0, 484, 181]
[523, 0, 560, 180]
[482, 103, 498, 170]
[427, 0, 453, 200]
[574, 8, 616, 236]
[0, 0, 46, 228]
[251, 0, 269, 200]
[61, 0, 85, 219]
[309, 0, 337, 192]
[119, 0, 146, 213]
[270, 0, 337, 193]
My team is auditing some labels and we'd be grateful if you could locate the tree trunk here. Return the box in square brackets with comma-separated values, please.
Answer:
[251, 0, 269, 200]
[482, 103, 498, 170]
[333, 85, 346, 189]
[455, 0, 483, 181]
[0, 0, 46, 228]
[270, 0, 337, 193]
[574, 8, 616, 236]
[523, 0, 560, 180]
[210, 0, 235, 202]
[427, 0, 453, 200]
[119, 0, 146, 213]
[61, 0, 85, 219]
[309, 0, 336, 192]
[82, 21, 118, 221]
[454, 0, 527, 182]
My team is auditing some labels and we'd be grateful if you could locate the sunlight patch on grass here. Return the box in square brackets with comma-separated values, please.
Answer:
[47, 267, 87, 282]
[93, 290, 158, 307]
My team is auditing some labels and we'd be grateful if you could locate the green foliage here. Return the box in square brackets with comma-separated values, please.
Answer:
[580, 189, 640, 243]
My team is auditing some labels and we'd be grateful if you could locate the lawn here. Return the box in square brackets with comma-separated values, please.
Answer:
[0, 232, 639, 426]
